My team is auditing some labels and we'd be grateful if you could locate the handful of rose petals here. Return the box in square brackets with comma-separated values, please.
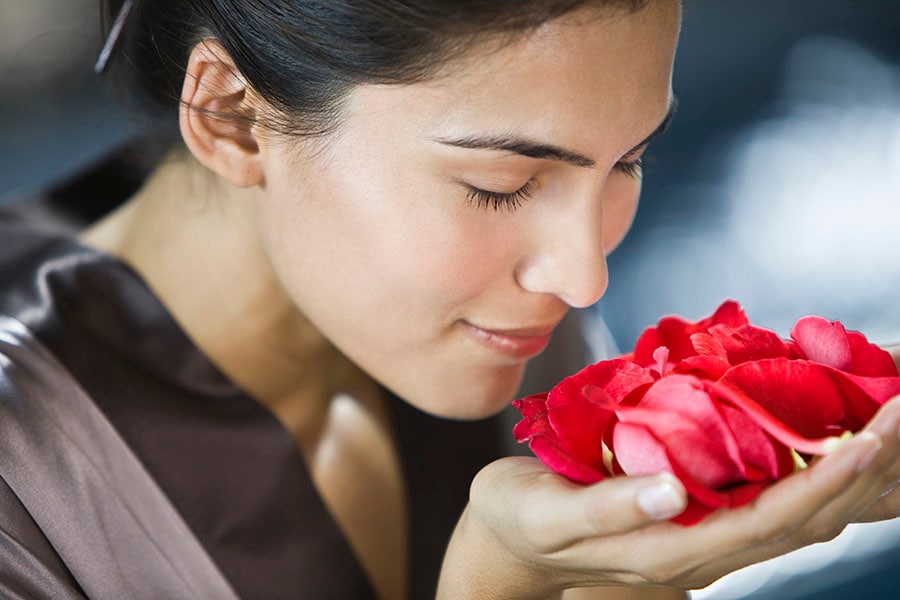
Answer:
[512, 300, 900, 525]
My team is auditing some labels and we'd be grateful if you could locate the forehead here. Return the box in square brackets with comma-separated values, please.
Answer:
[339, 1, 680, 161]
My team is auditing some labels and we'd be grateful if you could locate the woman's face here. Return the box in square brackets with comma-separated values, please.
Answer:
[254, 1, 681, 419]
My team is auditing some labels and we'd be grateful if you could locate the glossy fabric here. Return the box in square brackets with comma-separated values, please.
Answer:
[0, 315, 239, 599]
[0, 216, 520, 599]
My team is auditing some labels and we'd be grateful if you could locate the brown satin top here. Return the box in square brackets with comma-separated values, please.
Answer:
[0, 214, 507, 599]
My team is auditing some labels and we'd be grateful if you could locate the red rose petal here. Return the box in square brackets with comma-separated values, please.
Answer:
[528, 435, 607, 484]
[719, 359, 845, 439]
[513, 394, 609, 482]
[824, 370, 900, 429]
[725, 481, 769, 510]
[514, 302, 900, 527]
[709, 323, 792, 365]
[633, 300, 750, 367]
[691, 332, 728, 359]
[846, 330, 899, 377]
[671, 502, 716, 526]
[712, 377, 841, 455]
[545, 394, 616, 472]
[708, 300, 751, 329]
[511, 394, 552, 442]
[720, 404, 785, 479]
[635, 316, 701, 365]
[837, 371, 900, 405]
[612, 422, 671, 474]
[674, 354, 732, 380]
[556, 359, 655, 404]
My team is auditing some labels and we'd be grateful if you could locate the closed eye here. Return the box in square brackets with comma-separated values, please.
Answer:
[614, 157, 644, 179]
[465, 180, 535, 212]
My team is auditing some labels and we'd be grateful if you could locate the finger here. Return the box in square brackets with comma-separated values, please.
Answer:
[565, 472, 687, 544]
[721, 394, 900, 551]
[806, 395, 900, 524]
[629, 430, 885, 589]
[470, 457, 687, 555]
[854, 486, 900, 522]
[673, 401, 900, 586]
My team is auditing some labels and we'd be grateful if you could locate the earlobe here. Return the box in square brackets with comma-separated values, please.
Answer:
[179, 40, 264, 188]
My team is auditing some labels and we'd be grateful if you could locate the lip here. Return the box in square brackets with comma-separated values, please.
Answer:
[460, 320, 558, 360]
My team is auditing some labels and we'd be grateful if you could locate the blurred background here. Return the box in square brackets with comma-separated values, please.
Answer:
[1, 0, 899, 598]
[1, 0, 127, 199]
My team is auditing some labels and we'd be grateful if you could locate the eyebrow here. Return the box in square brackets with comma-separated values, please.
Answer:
[432, 97, 678, 169]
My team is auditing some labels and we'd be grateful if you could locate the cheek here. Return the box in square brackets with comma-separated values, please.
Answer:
[603, 177, 642, 254]
[258, 148, 514, 339]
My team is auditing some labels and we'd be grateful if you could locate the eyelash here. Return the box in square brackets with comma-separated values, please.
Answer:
[615, 156, 644, 179]
[465, 179, 535, 212]
[465, 157, 644, 212]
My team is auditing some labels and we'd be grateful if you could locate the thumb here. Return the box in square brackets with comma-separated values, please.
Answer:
[470, 457, 688, 553]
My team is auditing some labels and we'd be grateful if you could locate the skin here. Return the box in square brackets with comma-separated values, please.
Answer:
[80, 1, 900, 598]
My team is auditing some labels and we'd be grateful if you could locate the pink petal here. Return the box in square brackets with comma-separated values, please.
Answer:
[613, 422, 736, 526]
[652, 346, 671, 377]
[637, 375, 746, 476]
[612, 422, 730, 508]
[614, 404, 742, 489]
[790, 316, 853, 371]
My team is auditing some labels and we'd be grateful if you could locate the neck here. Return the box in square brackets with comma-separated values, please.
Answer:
[79, 149, 369, 439]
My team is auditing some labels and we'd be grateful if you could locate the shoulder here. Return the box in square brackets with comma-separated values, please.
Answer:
[0, 212, 73, 320]
[0, 318, 89, 598]
[0, 209, 67, 270]
[0, 472, 87, 598]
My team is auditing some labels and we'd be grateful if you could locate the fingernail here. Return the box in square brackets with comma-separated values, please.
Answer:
[855, 432, 883, 473]
[637, 474, 686, 520]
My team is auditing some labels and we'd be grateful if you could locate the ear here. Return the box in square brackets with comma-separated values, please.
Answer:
[179, 40, 264, 188]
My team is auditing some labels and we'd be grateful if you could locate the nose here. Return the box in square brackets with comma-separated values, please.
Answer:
[514, 201, 609, 309]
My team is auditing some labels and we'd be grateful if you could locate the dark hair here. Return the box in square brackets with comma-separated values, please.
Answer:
[101, 0, 649, 137]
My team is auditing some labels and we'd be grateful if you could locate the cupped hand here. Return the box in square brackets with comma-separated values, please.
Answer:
[439, 395, 900, 600]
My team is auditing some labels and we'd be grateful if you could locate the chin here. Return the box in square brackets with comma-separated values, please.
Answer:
[403, 363, 526, 421]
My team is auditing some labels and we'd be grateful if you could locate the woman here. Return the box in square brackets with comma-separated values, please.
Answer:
[1, 0, 899, 598]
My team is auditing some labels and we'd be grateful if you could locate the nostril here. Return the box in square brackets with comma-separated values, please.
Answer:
[559, 268, 609, 308]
